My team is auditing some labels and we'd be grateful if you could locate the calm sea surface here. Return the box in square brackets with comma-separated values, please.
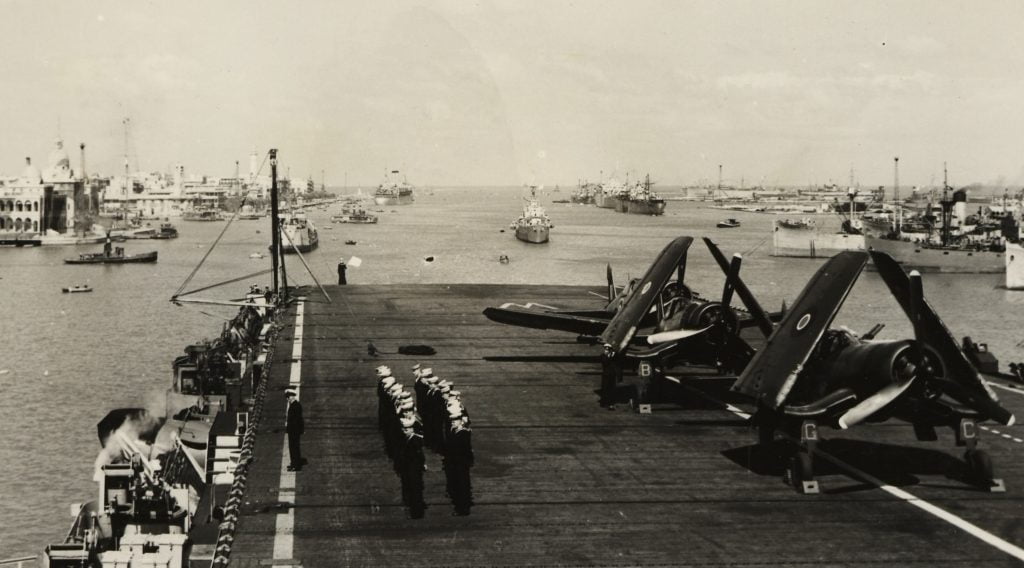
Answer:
[2, 186, 1022, 557]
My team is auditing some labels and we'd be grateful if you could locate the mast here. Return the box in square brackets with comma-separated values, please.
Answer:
[270, 149, 281, 298]
[893, 156, 901, 233]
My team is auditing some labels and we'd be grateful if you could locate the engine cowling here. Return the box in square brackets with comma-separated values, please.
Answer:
[815, 338, 938, 400]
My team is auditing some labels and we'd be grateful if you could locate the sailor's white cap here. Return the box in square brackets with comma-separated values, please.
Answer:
[399, 401, 414, 412]
[380, 377, 396, 389]
[420, 368, 434, 377]
[284, 388, 297, 397]
[386, 383, 402, 395]
[400, 415, 416, 428]
[375, 365, 392, 377]
[411, 363, 421, 371]
[449, 390, 461, 398]
[438, 382, 452, 394]
[398, 391, 413, 399]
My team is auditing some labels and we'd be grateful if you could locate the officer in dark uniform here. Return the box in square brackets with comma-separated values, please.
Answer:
[337, 260, 348, 285]
[285, 388, 305, 471]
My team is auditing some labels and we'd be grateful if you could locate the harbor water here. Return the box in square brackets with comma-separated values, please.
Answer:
[2, 186, 1022, 558]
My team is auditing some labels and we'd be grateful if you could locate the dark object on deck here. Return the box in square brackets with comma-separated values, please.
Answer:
[962, 336, 1000, 374]
[367, 340, 379, 357]
[398, 345, 436, 356]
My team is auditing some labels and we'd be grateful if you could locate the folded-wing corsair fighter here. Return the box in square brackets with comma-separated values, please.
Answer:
[736, 249, 1015, 494]
[484, 236, 777, 404]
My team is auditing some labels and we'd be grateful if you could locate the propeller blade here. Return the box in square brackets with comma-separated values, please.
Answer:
[837, 378, 915, 429]
[647, 325, 713, 345]
[703, 237, 774, 338]
[909, 270, 924, 341]
[721, 254, 741, 308]
[606, 264, 615, 303]
[677, 250, 687, 288]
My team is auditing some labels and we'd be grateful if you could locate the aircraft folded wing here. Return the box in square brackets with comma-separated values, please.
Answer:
[734, 251, 869, 409]
[483, 305, 609, 336]
[869, 251, 1014, 425]
[599, 236, 693, 354]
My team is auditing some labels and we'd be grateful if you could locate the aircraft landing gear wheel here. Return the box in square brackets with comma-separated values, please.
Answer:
[965, 449, 994, 484]
[787, 451, 819, 494]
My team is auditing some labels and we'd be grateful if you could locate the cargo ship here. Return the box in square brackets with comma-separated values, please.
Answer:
[624, 175, 666, 216]
[863, 171, 1006, 273]
[511, 187, 552, 244]
[571, 181, 597, 204]
[771, 217, 865, 258]
[373, 170, 415, 206]
[279, 211, 318, 253]
[593, 178, 627, 209]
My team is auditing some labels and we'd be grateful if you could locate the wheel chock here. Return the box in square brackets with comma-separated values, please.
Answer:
[800, 480, 820, 495]
[638, 404, 652, 415]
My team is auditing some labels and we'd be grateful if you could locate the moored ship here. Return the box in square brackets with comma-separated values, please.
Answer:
[279, 211, 319, 253]
[182, 208, 225, 222]
[772, 216, 865, 258]
[374, 170, 415, 205]
[331, 204, 378, 224]
[624, 174, 666, 216]
[863, 170, 1006, 273]
[65, 238, 158, 264]
[594, 178, 627, 209]
[511, 187, 552, 244]
[1007, 242, 1024, 289]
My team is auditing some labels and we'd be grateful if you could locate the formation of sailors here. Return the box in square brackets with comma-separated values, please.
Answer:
[375, 363, 474, 517]
[413, 364, 474, 516]
[376, 365, 426, 519]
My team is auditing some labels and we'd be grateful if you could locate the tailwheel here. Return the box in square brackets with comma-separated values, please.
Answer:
[964, 449, 1005, 492]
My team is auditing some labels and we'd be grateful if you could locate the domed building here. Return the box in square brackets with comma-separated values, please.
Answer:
[0, 139, 87, 245]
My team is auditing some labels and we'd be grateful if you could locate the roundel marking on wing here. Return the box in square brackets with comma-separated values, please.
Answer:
[796, 313, 812, 331]
[640, 282, 652, 295]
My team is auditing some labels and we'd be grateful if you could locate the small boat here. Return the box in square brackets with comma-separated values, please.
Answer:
[249, 252, 265, 260]
[62, 284, 93, 293]
[150, 223, 179, 239]
[345, 240, 358, 245]
[499, 254, 510, 264]
[717, 218, 741, 228]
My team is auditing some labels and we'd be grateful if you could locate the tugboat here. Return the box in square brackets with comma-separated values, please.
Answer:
[64, 237, 158, 264]
[278, 211, 318, 253]
[511, 187, 553, 244]
[373, 170, 415, 205]
[624, 174, 666, 215]
[62, 284, 93, 293]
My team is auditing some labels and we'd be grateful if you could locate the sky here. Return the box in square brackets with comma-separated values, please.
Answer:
[2, 0, 1024, 188]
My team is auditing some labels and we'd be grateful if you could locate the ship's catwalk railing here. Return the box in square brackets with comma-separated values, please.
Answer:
[210, 313, 282, 567]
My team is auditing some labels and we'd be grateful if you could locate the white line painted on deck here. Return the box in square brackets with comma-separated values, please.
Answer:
[979, 424, 1024, 445]
[690, 387, 1024, 562]
[273, 300, 304, 562]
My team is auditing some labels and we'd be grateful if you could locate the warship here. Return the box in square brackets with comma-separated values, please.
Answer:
[510, 186, 552, 244]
